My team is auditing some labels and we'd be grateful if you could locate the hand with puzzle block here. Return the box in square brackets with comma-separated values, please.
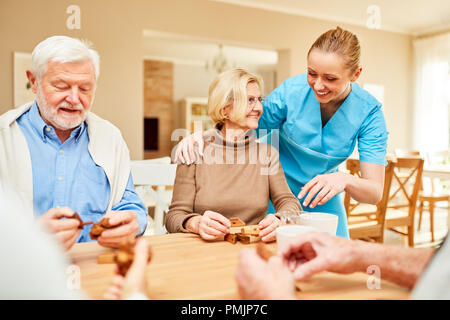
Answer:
[89, 210, 140, 248]
[225, 215, 280, 244]
[184, 210, 231, 241]
[185, 211, 280, 243]
[37, 207, 92, 250]
[104, 238, 151, 300]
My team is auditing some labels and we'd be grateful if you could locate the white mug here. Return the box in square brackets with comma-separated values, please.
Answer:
[276, 225, 317, 253]
[297, 212, 338, 236]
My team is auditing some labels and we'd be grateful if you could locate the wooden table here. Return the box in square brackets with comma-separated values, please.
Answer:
[68, 233, 410, 300]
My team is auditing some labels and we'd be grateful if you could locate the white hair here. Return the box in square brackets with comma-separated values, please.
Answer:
[30, 35, 100, 81]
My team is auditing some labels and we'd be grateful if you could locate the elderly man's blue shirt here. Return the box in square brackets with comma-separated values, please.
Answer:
[16, 102, 147, 242]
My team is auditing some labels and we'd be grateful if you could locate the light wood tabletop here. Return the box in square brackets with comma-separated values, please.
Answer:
[68, 233, 410, 300]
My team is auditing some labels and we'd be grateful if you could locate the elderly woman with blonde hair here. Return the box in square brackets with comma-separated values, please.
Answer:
[164, 68, 302, 242]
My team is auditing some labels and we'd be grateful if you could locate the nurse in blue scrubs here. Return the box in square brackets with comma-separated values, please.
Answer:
[175, 27, 388, 239]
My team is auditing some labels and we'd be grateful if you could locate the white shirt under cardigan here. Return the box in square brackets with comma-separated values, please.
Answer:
[0, 102, 131, 219]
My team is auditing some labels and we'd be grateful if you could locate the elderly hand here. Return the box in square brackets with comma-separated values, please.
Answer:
[37, 207, 81, 250]
[97, 210, 140, 248]
[281, 232, 362, 281]
[174, 131, 205, 164]
[186, 210, 231, 240]
[298, 172, 351, 208]
[104, 238, 149, 300]
[258, 214, 280, 243]
[235, 249, 296, 300]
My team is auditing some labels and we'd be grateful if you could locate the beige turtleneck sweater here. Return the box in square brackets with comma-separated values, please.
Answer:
[165, 129, 302, 233]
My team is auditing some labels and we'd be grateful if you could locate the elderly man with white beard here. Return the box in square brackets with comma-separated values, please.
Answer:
[0, 36, 147, 250]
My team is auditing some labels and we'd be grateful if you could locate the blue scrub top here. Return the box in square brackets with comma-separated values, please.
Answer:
[259, 73, 389, 238]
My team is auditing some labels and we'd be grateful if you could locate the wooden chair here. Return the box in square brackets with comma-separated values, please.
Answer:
[417, 150, 450, 242]
[385, 157, 425, 247]
[345, 159, 395, 243]
[394, 149, 420, 157]
[131, 158, 177, 235]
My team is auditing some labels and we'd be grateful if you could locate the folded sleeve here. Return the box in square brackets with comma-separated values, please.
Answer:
[357, 106, 389, 166]
[164, 164, 200, 233]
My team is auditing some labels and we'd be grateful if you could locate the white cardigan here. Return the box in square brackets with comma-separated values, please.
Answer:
[0, 102, 131, 218]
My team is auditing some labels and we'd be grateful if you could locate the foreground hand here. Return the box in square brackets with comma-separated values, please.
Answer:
[98, 210, 139, 248]
[104, 238, 149, 300]
[258, 214, 280, 242]
[235, 249, 296, 300]
[281, 232, 361, 281]
[37, 207, 81, 250]
[298, 172, 350, 208]
[174, 131, 204, 164]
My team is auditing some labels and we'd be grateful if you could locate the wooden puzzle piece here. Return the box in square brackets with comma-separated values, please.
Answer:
[226, 218, 262, 244]
[240, 225, 260, 236]
[256, 243, 275, 261]
[73, 212, 93, 229]
[97, 252, 115, 264]
[114, 239, 153, 276]
[89, 217, 115, 240]
[237, 234, 261, 244]
[229, 225, 260, 235]
[230, 217, 245, 227]
[224, 234, 238, 244]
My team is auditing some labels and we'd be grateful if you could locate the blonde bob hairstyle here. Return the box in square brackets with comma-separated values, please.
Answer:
[208, 68, 263, 126]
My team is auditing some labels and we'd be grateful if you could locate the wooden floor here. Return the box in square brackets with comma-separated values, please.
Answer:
[384, 205, 449, 248]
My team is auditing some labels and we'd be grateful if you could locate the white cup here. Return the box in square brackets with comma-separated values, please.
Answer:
[276, 225, 317, 253]
[297, 212, 338, 236]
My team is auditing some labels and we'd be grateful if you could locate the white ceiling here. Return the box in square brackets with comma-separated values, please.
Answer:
[143, 0, 450, 67]
[211, 0, 450, 35]
[143, 30, 278, 67]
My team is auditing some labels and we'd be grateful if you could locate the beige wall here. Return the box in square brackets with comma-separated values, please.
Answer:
[0, 0, 413, 159]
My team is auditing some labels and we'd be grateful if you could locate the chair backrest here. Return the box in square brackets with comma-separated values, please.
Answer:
[388, 157, 425, 216]
[344, 159, 395, 225]
[131, 160, 177, 235]
[132, 156, 171, 165]
[131, 161, 177, 186]
[394, 149, 421, 157]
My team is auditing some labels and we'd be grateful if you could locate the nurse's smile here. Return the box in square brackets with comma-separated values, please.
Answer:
[306, 48, 356, 105]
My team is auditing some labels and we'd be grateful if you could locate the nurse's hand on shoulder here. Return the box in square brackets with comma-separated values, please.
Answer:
[258, 214, 280, 243]
[298, 172, 350, 208]
[186, 210, 231, 240]
[37, 207, 82, 250]
[174, 131, 205, 164]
